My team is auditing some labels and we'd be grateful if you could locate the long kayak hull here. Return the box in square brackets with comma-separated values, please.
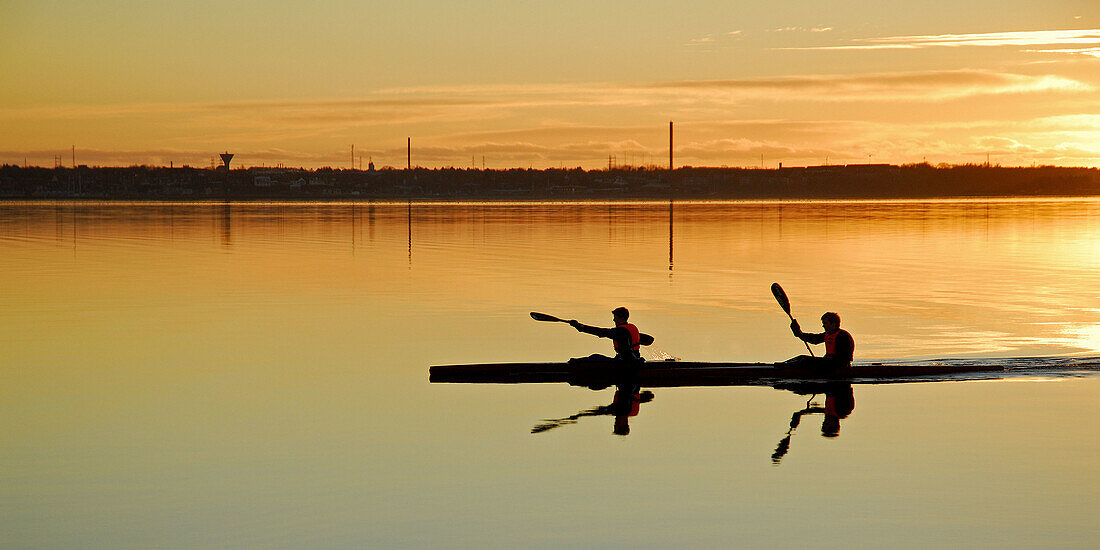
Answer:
[429, 360, 1004, 386]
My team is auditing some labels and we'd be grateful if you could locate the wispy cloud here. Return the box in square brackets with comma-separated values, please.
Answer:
[679, 138, 828, 159]
[772, 26, 833, 33]
[783, 28, 1100, 53]
[860, 29, 1100, 48]
[634, 70, 1089, 101]
[1024, 114, 1100, 129]
[9, 69, 1075, 126]
[685, 34, 715, 47]
[385, 70, 1090, 105]
[1023, 47, 1100, 58]
[0, 97, 497, 121]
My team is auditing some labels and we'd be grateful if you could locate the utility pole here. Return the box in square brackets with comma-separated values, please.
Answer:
[407, 138, 411, 170]
[351, 144, 354, 170]
[669, 121, 673, 170]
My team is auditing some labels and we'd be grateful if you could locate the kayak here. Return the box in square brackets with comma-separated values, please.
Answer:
[429, 360, 1004, 386]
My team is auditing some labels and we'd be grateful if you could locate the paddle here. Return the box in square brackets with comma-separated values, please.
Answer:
[771, 393, 819, 464]
[530, 311, 655, 346]
[771, 283, 814, 357]
[530, 311, 568, 323]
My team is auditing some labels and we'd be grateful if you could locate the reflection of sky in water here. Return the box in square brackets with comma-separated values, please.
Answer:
[2, 199, 1100, 364]
[1056, 323, 1100, 351]
[1, 200, 1099, 548]
[3, 199, 1100, 364]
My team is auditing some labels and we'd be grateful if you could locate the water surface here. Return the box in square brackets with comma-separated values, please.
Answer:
[1, 200, 1098, 549]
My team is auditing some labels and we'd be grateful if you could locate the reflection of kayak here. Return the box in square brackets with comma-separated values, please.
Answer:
[429, 360, 1004, 386]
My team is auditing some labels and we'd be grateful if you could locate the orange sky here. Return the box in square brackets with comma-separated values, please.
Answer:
[1, 1, 1097, 169]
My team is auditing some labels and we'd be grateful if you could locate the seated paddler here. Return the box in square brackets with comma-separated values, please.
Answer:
[568, 307, 645, 363]
[786, 311, 854, 371]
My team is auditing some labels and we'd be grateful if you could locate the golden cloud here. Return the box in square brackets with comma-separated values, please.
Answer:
[784, 28, 1100, 53]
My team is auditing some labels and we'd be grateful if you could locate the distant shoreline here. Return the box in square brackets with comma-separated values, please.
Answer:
[4, 197, 1100, 207]
[2, 164, 1098, 201]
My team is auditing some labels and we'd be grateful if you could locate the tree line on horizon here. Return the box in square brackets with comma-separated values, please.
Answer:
[1, 163, 1097, 200]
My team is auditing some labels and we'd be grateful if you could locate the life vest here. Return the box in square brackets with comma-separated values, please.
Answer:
[613, 389, 642, 417]
[824, 329, 853, 362]
[613, 323, 641, 354]
[825, 386, 855, 419]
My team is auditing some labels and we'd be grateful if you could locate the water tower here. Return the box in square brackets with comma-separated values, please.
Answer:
[219, 153, 235, 200]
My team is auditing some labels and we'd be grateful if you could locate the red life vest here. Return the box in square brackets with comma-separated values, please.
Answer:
[825, 386, 855, 419]
[613, 322, 641, 354]
[613, 389, 642, 417]
[824, 329, 853, 362]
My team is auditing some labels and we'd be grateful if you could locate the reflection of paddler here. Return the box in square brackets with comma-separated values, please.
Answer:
[820, 383, 855, 437]
[531, 385, 654, 436]
[771, 382, 855, 464]
[612, 384, 643, 436]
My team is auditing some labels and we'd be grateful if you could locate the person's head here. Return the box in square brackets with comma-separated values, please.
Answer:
[821, 415, 841, 437]
[821, 312, 841, 333]
[612, 307, 629, 325]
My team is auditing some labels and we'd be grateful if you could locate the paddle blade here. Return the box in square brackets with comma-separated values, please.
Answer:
[639, 333, 655, 346]
[771, 435, 792, 464]
[530, 312, 565, 323]
[771, 283, 792, 315]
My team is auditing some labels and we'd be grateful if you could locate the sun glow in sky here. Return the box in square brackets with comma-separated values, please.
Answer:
[1, 0, 1098, 169]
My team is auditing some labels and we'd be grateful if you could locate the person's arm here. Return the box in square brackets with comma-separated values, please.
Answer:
[790, 320, 826, 344]
[569, 320, 616, 339]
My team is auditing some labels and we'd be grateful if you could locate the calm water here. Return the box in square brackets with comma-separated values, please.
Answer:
[1, 200, 1098, 549]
